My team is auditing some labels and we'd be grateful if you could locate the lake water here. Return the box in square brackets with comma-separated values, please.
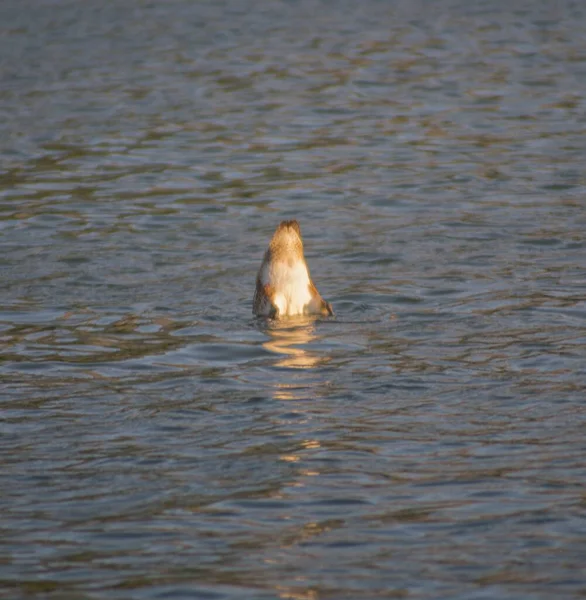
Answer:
[2, 0, 586, 598]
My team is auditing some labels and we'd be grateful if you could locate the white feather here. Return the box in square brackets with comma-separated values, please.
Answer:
[263, 260, 313, 317]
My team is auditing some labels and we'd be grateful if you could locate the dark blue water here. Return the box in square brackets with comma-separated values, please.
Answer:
[2, 1, 586, 598]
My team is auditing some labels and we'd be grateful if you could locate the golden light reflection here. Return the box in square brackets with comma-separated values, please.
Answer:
[272, 384, 301, 401]
[279, 439, 320, 464]
[280, 454, 300, 463]
[263, 318, 323, 370]
[277, 587, 319, 600]
[301, 439, 320, 449]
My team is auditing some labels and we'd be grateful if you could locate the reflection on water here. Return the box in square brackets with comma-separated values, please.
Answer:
[2, 0, 586, 598]
[262, 318, 327, 371]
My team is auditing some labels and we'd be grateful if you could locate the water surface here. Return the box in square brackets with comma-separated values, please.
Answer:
[2, 0, 586, 598]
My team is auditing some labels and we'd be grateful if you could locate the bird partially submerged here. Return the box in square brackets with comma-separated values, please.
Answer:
[253, 220, 334, 318]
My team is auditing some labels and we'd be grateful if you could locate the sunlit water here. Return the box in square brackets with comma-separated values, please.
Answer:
[2, 1, 586, 598]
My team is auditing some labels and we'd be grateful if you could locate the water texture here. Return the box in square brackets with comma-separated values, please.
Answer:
[1, 0, 586, 598]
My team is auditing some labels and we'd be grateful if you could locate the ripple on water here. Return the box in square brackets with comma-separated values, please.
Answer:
[2, 0, 586, 599]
